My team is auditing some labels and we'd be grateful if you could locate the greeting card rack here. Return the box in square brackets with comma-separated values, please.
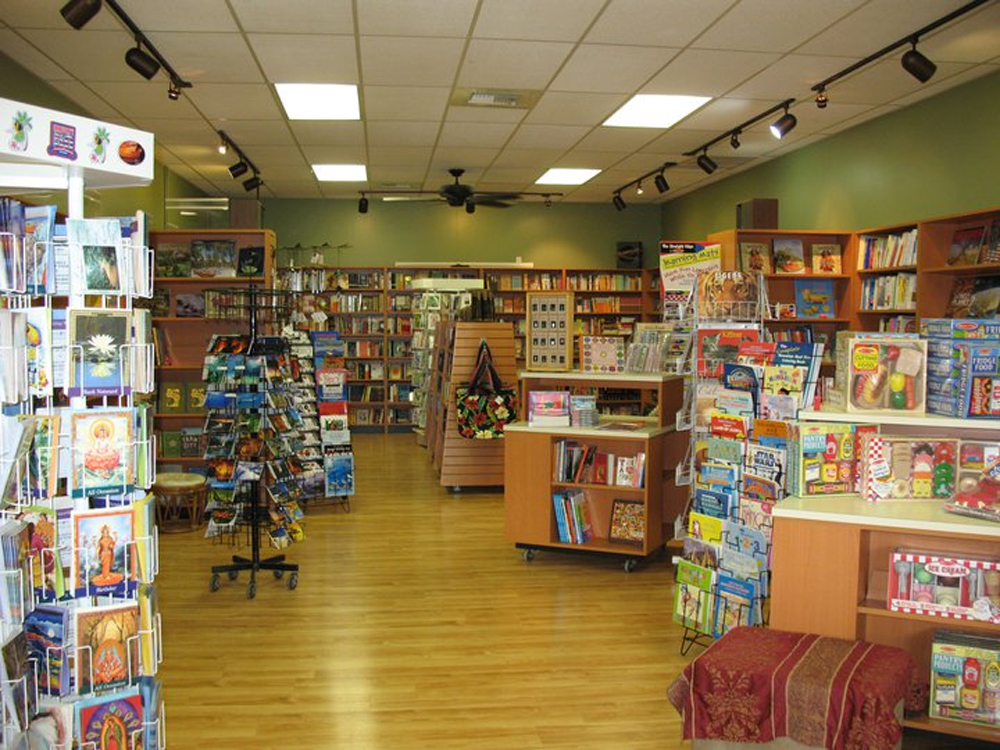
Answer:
[203, 285, 302, 600]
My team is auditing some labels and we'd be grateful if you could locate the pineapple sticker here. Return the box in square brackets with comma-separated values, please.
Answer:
[90, 126, 110, 164]
[9, 110, 31, 152]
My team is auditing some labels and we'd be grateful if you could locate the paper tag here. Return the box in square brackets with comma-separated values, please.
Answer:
[870, 458, 892, 481]
[872, 480, 893, 499]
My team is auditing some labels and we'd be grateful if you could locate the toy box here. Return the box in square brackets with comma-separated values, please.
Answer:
[829, 331, 919, 411]
[958, 344, 1000, 418]
[921, 318, 1000, 340]
[798, 422, 857, 495]
[958, 441, 1000, 493]
[889, 550, 1000, 623]
[931, 629, 1000, 727]
[927, 392, 961, 417]
[926, 376, 963, 398]
[859, 434, 958, 502]
[927, 356, 966, 380]
[846, 337, 927, 414]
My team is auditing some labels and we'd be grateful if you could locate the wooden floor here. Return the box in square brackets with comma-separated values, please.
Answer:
[157, 433, 691, 749]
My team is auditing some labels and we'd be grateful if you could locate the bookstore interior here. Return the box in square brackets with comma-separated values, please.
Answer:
[1, 2, 1000, 749]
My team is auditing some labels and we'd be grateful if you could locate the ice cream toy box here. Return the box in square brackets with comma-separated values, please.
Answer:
[889, 550, 1000, 623]
[847, 338, 927, 414]
[931, 629, 1000, 727]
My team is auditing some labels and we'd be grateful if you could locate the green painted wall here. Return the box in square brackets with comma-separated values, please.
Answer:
[661, 69, 1000, 238]
[265, 198, 662, 269]
[0, 51, 204, 228]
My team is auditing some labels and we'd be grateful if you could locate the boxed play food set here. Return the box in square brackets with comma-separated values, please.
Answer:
[858, 434, 958, 502]
[846, 337, 927, 414]
[888, 550, 1000, 624]
[931, 629, 1000, 728]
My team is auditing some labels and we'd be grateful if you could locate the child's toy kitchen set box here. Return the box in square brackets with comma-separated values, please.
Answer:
[888, 550, 1000, 623]
[931, 629, 1000, 728]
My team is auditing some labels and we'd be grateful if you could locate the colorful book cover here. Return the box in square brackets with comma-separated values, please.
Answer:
[947, 225, 987, 266]
[580, 335, 626, 373]
[24, 306, 53, 396]
[158, 382, 185, 413]
[324, 448, 355, 497]
[696, 327, 760, 378]
[696, 270, 760, 319]
[22, 413, 59, 499]
[75, 688, 144, 748]
[24, 603, 69, 696]
[793, 278, 836, 319]
[71, 506, 137, 597]
[66, 217, 124, 294]
[693, 488, 732, 520]
[74, 603, 140, 696]
[19, 504, 65, 600]
[70, 410, 134, 498]
[674, 559, 715, 635]
[714, 573, 758, 638]
[67, 309, 132, 397]
[23, 204, 57, 294]
[1, 630, 35, 730]
[190, 238, 237, 278]
[738, 242, 772, 274]
[688, 511, 723, 545]
[237, 245, 266, 276]
[811, 243, 843, 274]
[772, 238, 806, 274]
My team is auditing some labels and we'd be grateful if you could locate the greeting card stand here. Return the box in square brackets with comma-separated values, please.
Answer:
[206, 285, 300, 600]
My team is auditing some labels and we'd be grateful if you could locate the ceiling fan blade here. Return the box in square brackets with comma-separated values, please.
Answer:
[474, 199, 514, 208]
[473, 192, 522, 201]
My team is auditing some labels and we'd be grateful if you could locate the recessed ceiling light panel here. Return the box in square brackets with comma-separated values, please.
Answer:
[276, 83, 360, 120]
[604, 94, 711, 128]
[313, 164, 368, 181]
[535, 168, 600, 186]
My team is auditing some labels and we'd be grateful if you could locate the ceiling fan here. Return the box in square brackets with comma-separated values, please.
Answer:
[359, 168, 562, 213]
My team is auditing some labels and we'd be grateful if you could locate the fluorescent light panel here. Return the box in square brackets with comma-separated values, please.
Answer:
[275, 83, 360, 120]
[535, 168, 600, 186]
[313, 164, 368, 181]
[604, 94, 711, 128]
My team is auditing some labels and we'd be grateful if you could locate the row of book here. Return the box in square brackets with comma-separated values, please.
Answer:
[859, 272, 916, 311]
[553, 439, 646, 488]
[565, 273, 642, 291]
[153, 238, 264, 278]
[857, 229, 918, 269]
[489, 272, 564, 291]
[574, 296, 642, 314]
[552, 489, 593, 544]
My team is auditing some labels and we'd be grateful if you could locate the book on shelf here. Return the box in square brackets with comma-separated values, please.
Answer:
[175, 292, 205, 317]
[551, 489, 594, 544]
[947, 225, 987, 266]
[810, 243, 842, 274]
[857, 229, 918, 269]
[237, 245, 265, 276]
[793, 278, 836, 319]
[945, 276, 1000, 318]
[738, 242, 772, 274]
[772, 238, 806, 274]
[528, 390, 570, 426]
[158, 382, 185, 413]
[190, 239, 237, 278]
[696, 327, 760, 379]
[981, 219, 1000, 264]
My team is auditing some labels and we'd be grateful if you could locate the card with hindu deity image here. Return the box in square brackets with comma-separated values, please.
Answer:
[70, 410, 134, 498]
[67, 310, 132, 396]
[71, 506, 137, 597]
[74, 602, 139, 696]
[75, 687, 144, 749]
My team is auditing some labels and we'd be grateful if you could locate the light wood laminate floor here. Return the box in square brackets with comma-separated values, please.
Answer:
[157, 433, 689, 749]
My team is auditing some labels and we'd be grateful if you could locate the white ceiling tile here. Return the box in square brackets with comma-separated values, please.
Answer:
[249, 34, 357, 83]
[796, 0, 970, 57]
[728, 54, 857, 99]
[247, 163, 317, 180]
[428, 148, 501, 170]
[572, 127, 661, 153]
[130, 118, 217, 146]
[676, 98, 778, 131]
[823, 58, 972, 106]
[289, 121, 365, 146]
[367, 146, 434, 166]
[481, 166, 544, 184]
[586, 0, 733, 47]
[89, 81, 201, 119]
[610, 153, 675, 172]
[123, 1, 239, 32]
[425, 165, 484, 186]
[474, 0, 605, 41]
[890, 63, 1000, 108]
[643, 128, 719, 154]
[212, 120, 298, 146]
[921, 6, 1000, 64]
[438, 121, 516, 149]
[0, 2, 121, 30]
[550, 44, 680, 94]
[186, 83, 284, 120]
[445, 105, 527, 124]
[19, 29, 137, 82]
[366, 165, 429, 185]
[155, 33, 264, 84]
[814, 104, 900, 136]
[458, 39, 574, 90]
[252, 179, 324, 198]
[366, 121, 440, 147]
[782, 100, 879, 137]
[643, 49, 781, 97]
[357, 0, 477, 36]
[161, 144, 224, 164]
[230, 0, 355, 34]
[695, 0, 866, 53]
[506, 124, 590, 150]
[364, 86, 450, 121]
[553, 151, 629, 169]
[0, 29, 73, 80]
[45, 80, 122, 120]
[524, 92, 626, 126]
[360, 36, 465, 86]
[488, 149, 565, 168]
[301, 144, 367, 164]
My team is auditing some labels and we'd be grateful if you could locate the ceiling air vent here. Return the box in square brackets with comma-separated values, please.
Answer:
[450, 88, 541, 110]
[468, 91, 519, 107]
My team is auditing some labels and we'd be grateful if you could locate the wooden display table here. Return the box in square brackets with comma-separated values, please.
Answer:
[153, 472, 208, 533]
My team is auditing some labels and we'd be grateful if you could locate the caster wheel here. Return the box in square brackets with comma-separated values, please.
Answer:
[288, 573, 299, 590]
[227, 570, 238, 581]
[273, 569, 284, 580]
[522, 549, 535, 563]
[210, 574, 220, 592]
[247, 581, 257, 600]
[624, 559, 637, 573]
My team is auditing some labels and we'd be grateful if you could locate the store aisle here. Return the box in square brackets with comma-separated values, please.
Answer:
[156, 433, 686, 749]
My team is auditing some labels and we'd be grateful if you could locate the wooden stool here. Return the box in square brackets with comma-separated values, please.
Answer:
[153, 472, 207, 533]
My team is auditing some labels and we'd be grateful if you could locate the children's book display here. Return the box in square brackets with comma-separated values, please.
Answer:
[0, 201, 163, 746]
[310, 330, 354, 508]
[201, 327, 303, 596]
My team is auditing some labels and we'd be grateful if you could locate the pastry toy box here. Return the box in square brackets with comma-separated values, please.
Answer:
[889, 550, 1000, 624]
[859, 434, 958, 502]
[921, 318, 1000, 340]
[847, 337, 927, 414]
[931, 629, 1000, 727]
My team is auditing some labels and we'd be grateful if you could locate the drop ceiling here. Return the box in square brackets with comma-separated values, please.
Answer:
[1, 0, 998, 203]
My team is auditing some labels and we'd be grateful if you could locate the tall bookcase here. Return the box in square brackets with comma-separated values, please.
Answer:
[150, 228, 276, 471]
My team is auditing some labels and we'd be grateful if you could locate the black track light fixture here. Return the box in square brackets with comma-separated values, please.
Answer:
[815, 89, 829, 109]
[697, 152, 717, 175]
[612, 193, 626, 211]
[635, 181, 644, 196]
[465, 201, 476, 214]
[243, 175, 263, 192]
[228, 161, 248, 179]
[769, 106, 797, 139]
[730, 131, 741, 149]
[167, 82, 180, 100]
[654, 172, 669, 194]
[901, 41, 937, 83]
[125, 44, 160, 80]
[217, 138, 228, 156]
[61, 0, 102, 29]
[358, 194, 369, 214]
